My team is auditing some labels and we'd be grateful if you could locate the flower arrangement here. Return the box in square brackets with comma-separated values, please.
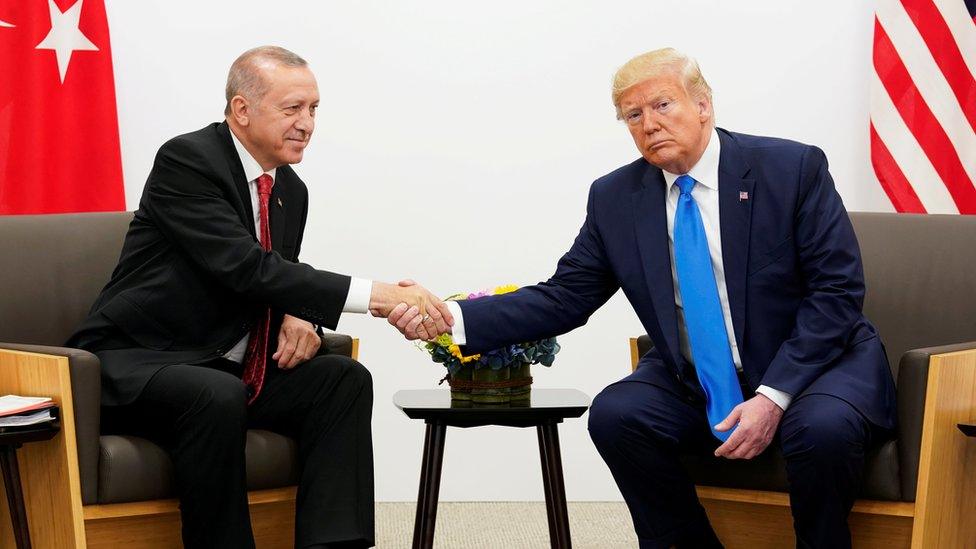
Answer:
[422, 285, 561, 403]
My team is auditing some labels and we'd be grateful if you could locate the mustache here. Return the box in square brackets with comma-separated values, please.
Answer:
[286, 131, 309, 142]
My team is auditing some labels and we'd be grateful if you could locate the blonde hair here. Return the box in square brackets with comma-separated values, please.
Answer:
[611, 48, 712, 119]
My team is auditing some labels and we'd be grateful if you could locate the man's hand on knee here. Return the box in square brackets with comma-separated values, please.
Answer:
[713, 394, 784, 460]
[273, 314, 321, 369]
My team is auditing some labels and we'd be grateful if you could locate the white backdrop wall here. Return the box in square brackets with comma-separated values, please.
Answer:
[105, 0, 893, 501]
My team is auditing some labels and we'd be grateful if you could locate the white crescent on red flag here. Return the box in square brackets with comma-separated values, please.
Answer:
[0, 0, 124, 214]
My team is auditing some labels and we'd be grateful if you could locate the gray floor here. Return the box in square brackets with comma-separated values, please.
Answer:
[375, 501, 637, 548]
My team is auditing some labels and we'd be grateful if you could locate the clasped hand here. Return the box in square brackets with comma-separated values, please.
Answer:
[713, 393, 784, 460]
[369, 279, 453, 341]
[273, 314, 321, 369]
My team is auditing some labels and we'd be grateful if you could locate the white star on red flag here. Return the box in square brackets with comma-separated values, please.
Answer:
[35, 0, 98, 84]
[0, 0, 126, 214]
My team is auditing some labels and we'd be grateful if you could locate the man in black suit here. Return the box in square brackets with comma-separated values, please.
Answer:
[68, 46, 451, 549]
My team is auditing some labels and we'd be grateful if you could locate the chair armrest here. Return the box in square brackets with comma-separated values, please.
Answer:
[630, 335, 655, 371]
[0, 342, 100, 505]
[896, 340, 976, 501]
[318, 333, 358, 360]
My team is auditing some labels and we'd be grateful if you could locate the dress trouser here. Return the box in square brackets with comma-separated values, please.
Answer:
[103, 353, 375, 549]
[587, 359, 881, 549]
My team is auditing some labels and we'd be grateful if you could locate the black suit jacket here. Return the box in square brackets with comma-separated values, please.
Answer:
[68, 122, 350, 406]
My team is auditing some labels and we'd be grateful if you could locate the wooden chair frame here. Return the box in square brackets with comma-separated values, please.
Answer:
[629, 338, 975, 548]
[0, 339, 359, 548]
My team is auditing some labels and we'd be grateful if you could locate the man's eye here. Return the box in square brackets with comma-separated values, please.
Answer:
[626, 111, 642, 122]
[657, 101, 671, 111]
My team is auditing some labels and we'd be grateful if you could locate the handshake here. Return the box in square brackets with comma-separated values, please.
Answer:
[368, 280, 454, 341]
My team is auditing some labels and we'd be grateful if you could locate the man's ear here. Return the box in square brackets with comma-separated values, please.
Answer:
[230, 95, 250, 127]
[697, 97, 712, 123]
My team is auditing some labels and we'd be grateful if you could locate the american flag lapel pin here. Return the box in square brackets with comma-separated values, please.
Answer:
[739, 191, 749, 202]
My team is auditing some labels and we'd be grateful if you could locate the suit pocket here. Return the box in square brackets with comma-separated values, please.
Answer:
[748, 236, 793, 275]
[99, 295, 175, 351]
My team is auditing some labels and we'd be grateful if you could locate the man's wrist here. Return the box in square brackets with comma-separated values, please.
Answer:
[445, 301, 465, 345]
[756, 385, 792, 411]
[343, 278, 373, 314]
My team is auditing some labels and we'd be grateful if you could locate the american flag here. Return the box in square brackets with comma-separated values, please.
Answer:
[870, 0, 976, 214]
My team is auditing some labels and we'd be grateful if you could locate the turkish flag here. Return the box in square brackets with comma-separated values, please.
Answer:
[0, 0, 124, 214]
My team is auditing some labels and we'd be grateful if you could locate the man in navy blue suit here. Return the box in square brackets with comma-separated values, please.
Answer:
[391, 48, 895, 548]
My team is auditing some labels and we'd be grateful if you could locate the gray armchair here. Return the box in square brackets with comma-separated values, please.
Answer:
[629, 212, 976, 547]
[0, 212, 358, 548]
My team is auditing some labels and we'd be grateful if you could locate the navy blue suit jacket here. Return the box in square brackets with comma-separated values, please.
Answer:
[459, 129, 895, 430]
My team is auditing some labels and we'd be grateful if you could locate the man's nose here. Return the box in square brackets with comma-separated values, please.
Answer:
[295, 109, 314, 132]
[642, 110, 661, 133]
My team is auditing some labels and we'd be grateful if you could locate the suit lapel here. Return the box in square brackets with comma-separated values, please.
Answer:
[717, 129, 754, 351]
[269, 170, 287, 252]
[631, 165, 682, 366]
[216, 122, 256, 238]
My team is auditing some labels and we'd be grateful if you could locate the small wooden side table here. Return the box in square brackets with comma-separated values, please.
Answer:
[0, 421, 60, 549]
[394, 388, 590, 549]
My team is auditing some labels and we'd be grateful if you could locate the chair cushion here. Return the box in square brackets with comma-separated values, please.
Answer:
[97, 430, 299, 504]
[681, 439, 901, 501]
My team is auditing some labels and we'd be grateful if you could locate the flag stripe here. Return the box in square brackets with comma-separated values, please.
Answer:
[876, 0, 976, 187]
[871, 69, 959, 213]
[873, 18, 976, 213]
[934, 0, 976, 77]
[963, 0, 976, 19]
[870, 123, 928, 212]
[899, 0, 976, 133]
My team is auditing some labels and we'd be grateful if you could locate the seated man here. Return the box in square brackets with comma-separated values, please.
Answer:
[390, 48, 896, 548]
[68, 46, 451, 549]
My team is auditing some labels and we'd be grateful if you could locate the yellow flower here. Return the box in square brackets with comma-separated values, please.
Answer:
[449, 344, 481, 364]
[435, 333, 454, 347]
[493, 284, 519, 295]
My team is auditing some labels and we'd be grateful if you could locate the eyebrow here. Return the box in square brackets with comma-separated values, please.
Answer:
[622, 90, 675, 110]
[278, 98, 318, 107]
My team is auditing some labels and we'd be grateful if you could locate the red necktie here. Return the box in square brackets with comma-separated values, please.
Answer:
[242, 174, 274, 404]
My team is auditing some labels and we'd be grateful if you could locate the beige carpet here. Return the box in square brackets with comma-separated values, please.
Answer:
[375, 501, 637, 548]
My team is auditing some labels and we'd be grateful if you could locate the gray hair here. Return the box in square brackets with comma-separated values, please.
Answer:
[611, 48, 712, 119]
[224, 46, 308, 116]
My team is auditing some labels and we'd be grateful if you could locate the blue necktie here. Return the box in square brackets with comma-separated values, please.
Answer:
[673, 175, 743, 441]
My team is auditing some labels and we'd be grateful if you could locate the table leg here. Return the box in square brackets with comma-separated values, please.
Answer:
[413, 420, 447, 549]
[537, 421, 571, 549]
[412, 422, 433, 549]
[0, 445, 31, 549]
[537, 424, 559, 548]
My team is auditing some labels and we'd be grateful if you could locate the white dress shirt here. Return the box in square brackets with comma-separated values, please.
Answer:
[448, 129, 792, 410]
[223, 129, 372, 363]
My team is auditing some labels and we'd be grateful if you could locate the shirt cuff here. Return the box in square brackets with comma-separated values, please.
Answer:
[342, 278, 373, 314]
[756, 385, 792, 411]
[445, 301, 466, 345]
